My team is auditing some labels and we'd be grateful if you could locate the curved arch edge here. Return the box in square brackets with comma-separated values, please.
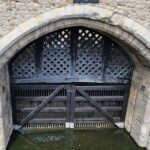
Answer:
[0, 5, 150, 69]
[0, 4, 150, 150]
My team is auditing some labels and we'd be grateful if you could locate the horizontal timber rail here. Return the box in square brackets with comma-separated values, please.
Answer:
[15, 96, 124, 102]
[76, 87, 118, 128]
[16, 107, 122, 113]
[12, 83, 129, 130]
[27, 117, 120, 124]
[18, 85, 64, 128]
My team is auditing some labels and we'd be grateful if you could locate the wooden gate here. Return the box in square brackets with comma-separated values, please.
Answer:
[10, 27, 134, 129]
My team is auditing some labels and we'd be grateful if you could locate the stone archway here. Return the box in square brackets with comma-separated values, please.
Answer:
[0, 5, 150, 150]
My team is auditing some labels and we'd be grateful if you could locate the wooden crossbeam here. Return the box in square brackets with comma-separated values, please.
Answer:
[19, 85, 64, 127]
[76, 87, 118, 128]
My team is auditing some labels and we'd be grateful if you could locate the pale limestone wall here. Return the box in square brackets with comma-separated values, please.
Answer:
[125, 66, 150, 148]
[0, 64, 13, 150]
[0, 3, 149, 150]
[0, 0, 150, 38]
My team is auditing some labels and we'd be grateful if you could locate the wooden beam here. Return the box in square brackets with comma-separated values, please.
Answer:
[15, 95, 124, 102]
[28, 118, 66, 124]
[69, 86, 76, 122]
[76, 88, 118, 128]
[66, 87, 71, 122]
[76, 85, 126, 90]
[19, 85, 64, 127]
[74, 117, 120, 123]
[16, 106, 122, 113]
[121, 84, 130, 121]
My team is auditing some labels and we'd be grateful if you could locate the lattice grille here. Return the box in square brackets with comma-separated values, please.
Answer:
[42, 48, 71, 75]
[75, 28, 104, 76]
[10, 27, 134, 130]
[10, 27, 134, 82]
[10, 44, 36, 78]
[41, 29, 71, 75]
[43, 29, 71, 49]
[105, 44, 133, 78]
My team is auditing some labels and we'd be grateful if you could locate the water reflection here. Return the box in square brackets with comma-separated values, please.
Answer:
[65, 129, 75, 150]
[7, 128, 146, 150]
[32, 135, 64, 143]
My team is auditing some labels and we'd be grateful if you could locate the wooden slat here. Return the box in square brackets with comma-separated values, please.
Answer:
[75, 107, 122, 112]
[15, 96, 124, 102]
[28, 118, 66, 124]
[12, 84, 61, 89]
[70, 88, 75, 122]
[17, 107, 66, 113]
[76, 85, 126, 90]
[121, 84, 130, 121]
[66, 87, 71, 122]
[16, 106, 122, 113]
[27, 117, 120, 124]
[76, 87, 118, 128]
[11, 78, 129, 84]
[74, 117, 120, 123]
[19, 85, 64, 127]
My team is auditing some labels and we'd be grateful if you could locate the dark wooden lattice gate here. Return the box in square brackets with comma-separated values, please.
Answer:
[10, 27, 134, 129]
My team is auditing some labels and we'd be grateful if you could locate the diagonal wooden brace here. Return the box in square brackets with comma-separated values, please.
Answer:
[76, 87, 118, 128]
[19, 85, 64, 128]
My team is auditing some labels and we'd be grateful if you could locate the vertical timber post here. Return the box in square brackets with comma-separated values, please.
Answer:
[66, 85, 71, 128]
[69, 86, 76, 128]
[66, 85, 76, 128]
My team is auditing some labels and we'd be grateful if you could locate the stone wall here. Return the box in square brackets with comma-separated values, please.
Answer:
[0, 0, 150, 38]
[0, 1, 150, 150]
[125, 66, 150, 148]
[0, 64, 13, 150]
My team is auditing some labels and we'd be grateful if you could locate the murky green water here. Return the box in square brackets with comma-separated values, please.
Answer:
[7, 128, 146, 150]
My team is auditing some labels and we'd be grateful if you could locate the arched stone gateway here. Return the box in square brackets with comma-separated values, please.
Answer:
[0, 5, 150, 150]
[10, 26, 134, 129]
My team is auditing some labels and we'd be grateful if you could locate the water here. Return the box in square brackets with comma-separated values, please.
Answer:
[7, 128, 146, 150]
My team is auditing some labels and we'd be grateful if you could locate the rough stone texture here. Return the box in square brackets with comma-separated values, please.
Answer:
[0, 2, 149, 150]
[0, 5, 150, 70]
[0, 0, 149, 38]
[0, 64, 13, 150]
[125, 63, 150, 150]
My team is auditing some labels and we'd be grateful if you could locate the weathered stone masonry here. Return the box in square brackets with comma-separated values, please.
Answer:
[0, 1, 150, 150]
[0, 0, 150, 38]
[0, 65, 12, 150]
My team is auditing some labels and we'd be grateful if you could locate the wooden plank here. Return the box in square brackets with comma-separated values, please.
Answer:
[28, 118, 66, 124]
[76, 85, 126, 90]
[76, 88, 118, 128]
[27, 118, 120, 124]
[69, 87, 76, 122]
[75, 107, 122, 112]
[17, 107, 66, 113]
[10, 78, 129, 84]
[66, 87, 71, 122]
[35, 39, 43, 75]
[11, 86, 17, 123]
[74, 117, 120, 123]
[15, 96, 124, 102]
[27, 117, 120, 124]
[121, 84, 130, 121]
[19, 85, 64, 127]
[16, 106, 122, 113]
[12, 84, 64, 90]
